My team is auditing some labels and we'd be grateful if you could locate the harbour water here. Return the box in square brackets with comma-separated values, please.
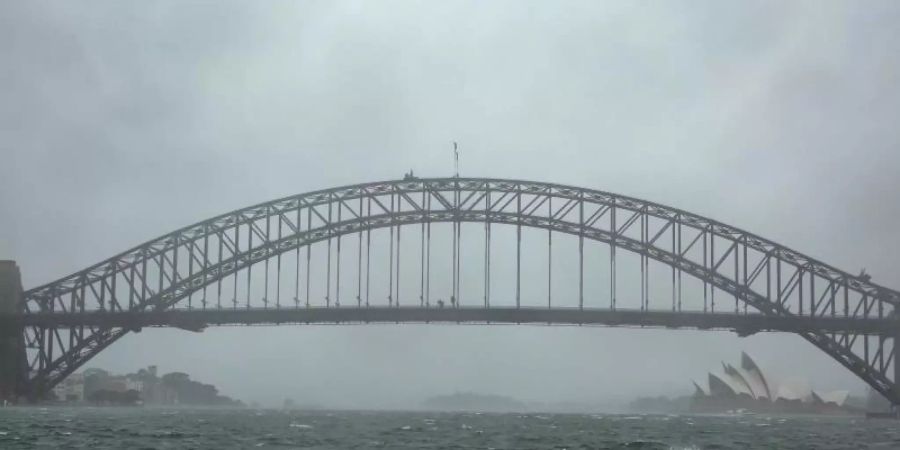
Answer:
[1, 407, 898, 449]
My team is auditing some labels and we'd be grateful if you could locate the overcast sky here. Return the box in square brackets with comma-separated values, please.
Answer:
[2, 1, 900, 408]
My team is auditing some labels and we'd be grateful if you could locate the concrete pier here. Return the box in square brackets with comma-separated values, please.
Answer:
[0, 261, 24, 402]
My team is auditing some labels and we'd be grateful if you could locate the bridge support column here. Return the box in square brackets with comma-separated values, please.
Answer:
[894, 330, 900, 412]
[0, 261, 25, 404]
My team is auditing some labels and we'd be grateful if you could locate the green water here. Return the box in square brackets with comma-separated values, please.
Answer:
[0, 407, 898, 449]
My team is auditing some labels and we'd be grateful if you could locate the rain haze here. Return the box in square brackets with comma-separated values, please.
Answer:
[2, 1, 900, 411]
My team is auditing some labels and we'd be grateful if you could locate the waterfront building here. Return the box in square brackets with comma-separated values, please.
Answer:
[52, 373, 85, 402]
[691, 352, 852, 414]
[125, 377, 144, 393]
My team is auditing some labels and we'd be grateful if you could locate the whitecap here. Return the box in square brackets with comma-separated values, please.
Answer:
[289, 423, 313, 429]
[400, 425, 412, 430]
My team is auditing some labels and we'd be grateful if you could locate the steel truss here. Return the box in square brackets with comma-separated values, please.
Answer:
[12, 178, 900, 402]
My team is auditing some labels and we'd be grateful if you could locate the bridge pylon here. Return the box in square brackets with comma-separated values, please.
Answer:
[895, 329, 900, 412]
[0, 261, 25, 404]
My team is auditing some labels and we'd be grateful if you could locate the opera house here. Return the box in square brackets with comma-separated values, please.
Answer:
[691, 352, 854, 414]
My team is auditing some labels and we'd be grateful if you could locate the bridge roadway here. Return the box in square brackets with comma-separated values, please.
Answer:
[4, 305, 897, 336]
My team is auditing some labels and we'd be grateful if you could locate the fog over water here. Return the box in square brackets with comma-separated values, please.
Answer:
[2, 1, 900, 409]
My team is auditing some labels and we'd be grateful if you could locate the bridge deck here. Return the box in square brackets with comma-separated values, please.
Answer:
[4, 306, 896, 335]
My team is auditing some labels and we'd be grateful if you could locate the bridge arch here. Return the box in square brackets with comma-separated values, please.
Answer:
[13, 178, 900, 403]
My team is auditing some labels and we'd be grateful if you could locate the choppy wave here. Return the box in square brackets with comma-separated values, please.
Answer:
[0, 407, 895, 449]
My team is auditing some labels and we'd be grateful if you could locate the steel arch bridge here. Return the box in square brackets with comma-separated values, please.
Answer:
[2, 177, 899, 404]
